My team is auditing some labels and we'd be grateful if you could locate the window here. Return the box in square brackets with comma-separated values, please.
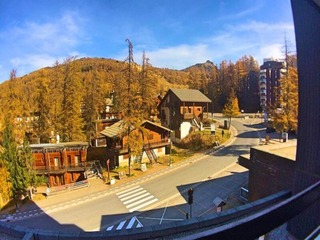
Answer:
[54, 157, 59, 167]
[75, 155, 80, 166]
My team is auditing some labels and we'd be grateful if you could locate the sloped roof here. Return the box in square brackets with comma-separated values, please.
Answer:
[100, 120, 172, 139]
[141, 120, 172, 132]
[170, 88, 211, 103]
[100, 120, 125, 138]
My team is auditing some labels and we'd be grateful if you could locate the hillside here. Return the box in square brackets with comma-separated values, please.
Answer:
[0, 55, 262, 143]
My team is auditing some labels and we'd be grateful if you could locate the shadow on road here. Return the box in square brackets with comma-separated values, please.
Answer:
[0, 169, 248, 237]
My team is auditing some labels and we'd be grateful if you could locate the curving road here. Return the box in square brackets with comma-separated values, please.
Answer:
[9, 117, 265, 232]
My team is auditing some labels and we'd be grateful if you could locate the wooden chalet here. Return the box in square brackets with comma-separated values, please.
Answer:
[30, 142, 89, 187]
[157, 88, 212, 142]
[100, 120, 172, 167]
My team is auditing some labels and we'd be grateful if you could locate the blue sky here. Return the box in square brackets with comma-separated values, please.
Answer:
[0, 0, 295, 83]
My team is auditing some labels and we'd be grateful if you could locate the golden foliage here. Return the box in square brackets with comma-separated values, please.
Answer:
[271, 67, 298, 133]
[0, 166, 13, 208]
[0, 55, 263, 142]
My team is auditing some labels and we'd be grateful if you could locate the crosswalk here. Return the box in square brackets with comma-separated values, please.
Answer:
[117, 186, 158, 213]
[106, 216, 143, 231]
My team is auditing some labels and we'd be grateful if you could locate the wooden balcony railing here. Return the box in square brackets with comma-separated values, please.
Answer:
[144, 139, 170, 149]
[114, 139, 170, 153]
[34, 163, 86, 173]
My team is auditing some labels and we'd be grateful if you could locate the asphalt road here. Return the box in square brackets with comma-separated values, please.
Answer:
[9, 117, 265, 232]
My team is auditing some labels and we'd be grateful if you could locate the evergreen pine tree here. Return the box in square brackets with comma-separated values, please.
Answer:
[1, 117, 27, 206]
[19, 136, 38, 188]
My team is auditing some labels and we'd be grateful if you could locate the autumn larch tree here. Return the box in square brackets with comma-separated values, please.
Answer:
[50, 60, 63, 138]
[117, 40, 149, 175]
[222, 90, 241, 129]
[82, 67, 106, 142]
[34, 77, 52, 143]
[59, 57, 86, 142]
[0, 151, 12, 208]
[271, 66, 298, 135]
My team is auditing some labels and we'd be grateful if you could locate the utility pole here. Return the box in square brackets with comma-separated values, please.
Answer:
[188, 188, 194, 218]
[126, 39, 133, 176]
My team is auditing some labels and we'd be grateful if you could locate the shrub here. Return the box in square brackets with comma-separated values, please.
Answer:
[179, 131, 218, 150]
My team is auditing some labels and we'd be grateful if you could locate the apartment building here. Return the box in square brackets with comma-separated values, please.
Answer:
[259, 58, 287, 113]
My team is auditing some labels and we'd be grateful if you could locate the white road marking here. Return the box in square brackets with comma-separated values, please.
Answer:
[117, 186, 158, 213]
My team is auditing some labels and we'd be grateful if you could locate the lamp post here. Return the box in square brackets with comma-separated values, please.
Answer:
[106, 159, 110, 180]
[188, 188, 193, 218]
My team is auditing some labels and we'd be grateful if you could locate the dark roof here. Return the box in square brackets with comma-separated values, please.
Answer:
[170, 88, 211, 103]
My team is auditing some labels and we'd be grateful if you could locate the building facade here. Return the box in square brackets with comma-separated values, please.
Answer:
[99, 120, 172, 167]
[259, 59, 287, 112]
[30, 142, 89, 187]
[157, 88, 212, 142]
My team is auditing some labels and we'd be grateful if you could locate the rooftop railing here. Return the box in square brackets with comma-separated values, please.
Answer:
[0, 180, 318, 239]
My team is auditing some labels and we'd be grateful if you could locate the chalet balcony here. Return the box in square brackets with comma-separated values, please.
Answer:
[143, 139, 171, 149]
[67, 163, 86, 172]
[114, 139, 171, 154]
[35, 163, 86, 174]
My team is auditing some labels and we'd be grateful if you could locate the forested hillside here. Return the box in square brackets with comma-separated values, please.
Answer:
[0, 55, 261, 143]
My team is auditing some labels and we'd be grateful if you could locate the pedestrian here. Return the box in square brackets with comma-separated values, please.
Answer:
[222, 130, 224, 138]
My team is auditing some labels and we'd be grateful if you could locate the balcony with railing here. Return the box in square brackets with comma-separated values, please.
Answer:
[143, 139, 171, 149]
[34, 163, 86, 174]
[260, 88, 267, 95]
[260, 76, 266, 84]
[114, 138, 170, 154]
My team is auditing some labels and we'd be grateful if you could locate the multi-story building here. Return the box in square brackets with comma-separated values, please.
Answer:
[99, 120, 172, 168]
[259, 58, 287, 113]
[31, 142, 89, 187]
[157, 88, 212, 143]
